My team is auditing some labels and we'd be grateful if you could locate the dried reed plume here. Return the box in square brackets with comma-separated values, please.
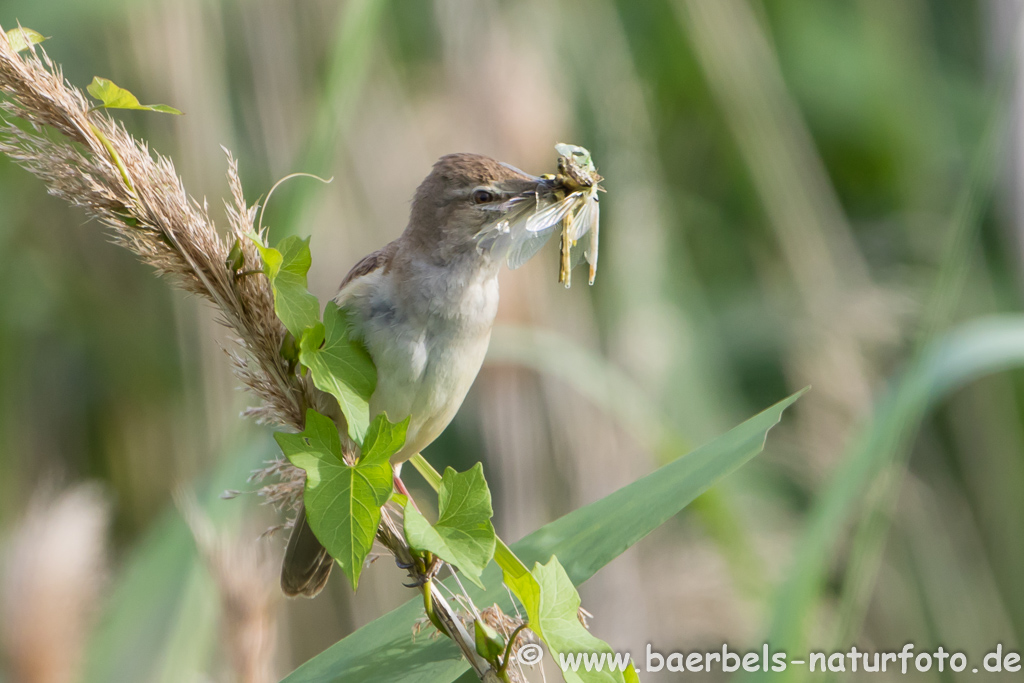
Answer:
[0, 484, 110, 683]
[0, 25, 325, 514]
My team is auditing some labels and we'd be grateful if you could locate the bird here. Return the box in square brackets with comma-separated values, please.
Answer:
[281, 153, 555, 597]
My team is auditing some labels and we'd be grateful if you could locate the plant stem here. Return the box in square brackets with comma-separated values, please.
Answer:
[88, 121, 134, 193]
[422, 578, 447, 635]
[497, 623, 530, 676]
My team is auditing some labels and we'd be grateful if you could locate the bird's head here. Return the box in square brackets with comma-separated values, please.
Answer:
[405, 153, 555, 263]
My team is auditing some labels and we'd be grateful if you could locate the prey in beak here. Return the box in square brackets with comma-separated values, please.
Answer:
[480, 144, 603, 286]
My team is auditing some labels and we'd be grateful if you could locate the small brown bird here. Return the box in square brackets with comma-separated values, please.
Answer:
[281, 153, 555, 596]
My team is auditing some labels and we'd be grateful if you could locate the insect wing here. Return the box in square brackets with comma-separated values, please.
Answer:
[567, 190, 599, 241]
[507, 225, 558, 270]
[525, 192, 582, 234]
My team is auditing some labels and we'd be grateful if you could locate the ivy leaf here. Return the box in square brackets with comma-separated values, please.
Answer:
[362, 411, 410, 462]
[275, 410, 401, 589]
[6, 27, 47, 53]
[508, 557, 627, 683]
[252, 235, 321, 337]
[299, 302, 377, 442]
[87, 77, 182, 115]
[249, 234, 377, 441]
[403, 464, 496, 588]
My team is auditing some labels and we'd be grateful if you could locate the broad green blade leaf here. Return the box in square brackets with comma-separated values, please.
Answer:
[6, 27, 47, 52]
[252, 235, 321, 337]
[755, 317, 1024, 682]
[514, 557, 626, 683]
[281, 390, 803, 683]
[87, 77, 182, 114]
[404, 464, 496, 587]
[299, 302, 377, 442]
[276, 410, 395, 588]
[512, 387, 805, 583]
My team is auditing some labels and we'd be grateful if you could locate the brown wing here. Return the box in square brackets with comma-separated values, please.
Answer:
[337, 239, 399, 294]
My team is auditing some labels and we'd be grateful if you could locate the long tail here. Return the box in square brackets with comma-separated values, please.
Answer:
[281, 504, 333, 597]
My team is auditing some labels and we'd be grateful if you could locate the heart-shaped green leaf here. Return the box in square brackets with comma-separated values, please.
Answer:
[507, 557, 629, 683]
[252, 235, 320, 337]
[404, 464, 496, 587]
[87, 77, 182, 115]
[299, 303, 377, 442]
[276, 410, 403, 588]
[6, 27, 47, 53]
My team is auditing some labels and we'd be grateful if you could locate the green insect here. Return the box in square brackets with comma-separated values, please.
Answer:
[499, 143, 603, 287]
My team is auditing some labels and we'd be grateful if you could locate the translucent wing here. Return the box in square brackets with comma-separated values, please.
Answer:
[507, 223, 558, 270]
[569, 234, 587, 270]
[566, 190, 599, 241]
[483, 193, 535, 215]
[476, 193, 538, 254]
[525, 192, 583, 234]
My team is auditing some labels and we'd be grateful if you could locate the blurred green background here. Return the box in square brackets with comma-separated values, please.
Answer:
[2, 0, 1024, 681]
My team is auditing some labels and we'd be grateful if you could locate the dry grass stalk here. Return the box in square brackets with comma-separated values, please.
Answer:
[0, 484, 110, 683]
[0, 25, 317, 507]
[177, 493, 279, 683]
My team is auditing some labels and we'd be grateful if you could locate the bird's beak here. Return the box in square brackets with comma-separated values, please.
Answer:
[527, 175, 560, 204]
[499, 162, 559, 202]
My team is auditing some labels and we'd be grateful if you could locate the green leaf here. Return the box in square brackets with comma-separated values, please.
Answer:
[225, 238, 244, 272]
[362, 412, 410, 462]
[299, 302, 377, 442]
[248, 234, 375, 441]
[515, 557, 625, 683]
[252, 235, 321, 338]
[473, 621, 504, 663]
[275, 409, 396, 588]
[6, 27, 47, 52]
[280, 390, 803, 683]
[86, 77, 182, 115]
[403, 464, 496, 587]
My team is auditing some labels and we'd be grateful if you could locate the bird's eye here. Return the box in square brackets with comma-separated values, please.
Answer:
[472, 188, 496, 204]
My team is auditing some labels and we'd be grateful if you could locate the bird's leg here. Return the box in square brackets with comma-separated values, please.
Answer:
[393, 468, 412, 498]
[393, 462, 423, 511]
[392, 462, 421, 574]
